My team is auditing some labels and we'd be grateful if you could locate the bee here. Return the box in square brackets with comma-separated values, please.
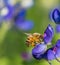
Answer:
[25, 24, 54, 47]
[25, 33, 44, 47]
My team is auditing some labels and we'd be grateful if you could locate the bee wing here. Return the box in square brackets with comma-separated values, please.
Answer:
[43, 24, 54, 44]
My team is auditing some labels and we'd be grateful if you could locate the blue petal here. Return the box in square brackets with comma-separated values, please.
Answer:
[50, 8, 60, 24]
[56, 25, 60, 33]
[1, 6, 13, 20]
[47, 50, 55, 60]
[15, 8, 26, 22]
[1, 3, 20, 20]
[44, 24, 54, 44]
[32, 43, 47, 59]
[56, 39, 60, 48]
[56, 48, 60, 58]
[15, 20, 34, 31]
[17, 9, 26, 18]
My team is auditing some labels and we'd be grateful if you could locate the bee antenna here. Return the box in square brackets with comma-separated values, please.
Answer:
[24, 33, 31, 36]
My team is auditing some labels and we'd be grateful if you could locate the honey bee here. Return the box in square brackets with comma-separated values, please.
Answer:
[25, 33, 44, 47]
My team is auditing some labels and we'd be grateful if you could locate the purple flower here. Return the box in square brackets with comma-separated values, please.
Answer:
[15, 20, 34, 31]
[32, 43, 47, 59]
[31, 39, 60, 65]
[14, 8, 33, 31]
[0, 3, 34, 31]
[50, 8, 60, 24]
[45, 39, 60, 60]
[47, 50, 55, 60]
[14, 8, 34, 31]
[0, 3, 21, 20]
[56, 25, 60, 33]
[56, 39, 60, 48]
[43, 24, 54, 44]
[56, 48, 60, 58]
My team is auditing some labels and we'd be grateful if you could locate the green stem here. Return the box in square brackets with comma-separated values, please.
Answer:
[0, 22, 11, 44]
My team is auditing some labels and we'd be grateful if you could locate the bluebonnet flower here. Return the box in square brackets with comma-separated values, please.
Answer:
[25, 24, 55, 65]
[56, 25, 60, 33]
[50, 8, 60, 24]
[14, 8, 34, 31]
[0, 0, 34, 31]
[45, 40, 60, 61]
[0, 2, 21, 21]
[32, 39, 60, 65]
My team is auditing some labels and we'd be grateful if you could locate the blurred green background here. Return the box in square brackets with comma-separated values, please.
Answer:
[0, 0, 60, 65]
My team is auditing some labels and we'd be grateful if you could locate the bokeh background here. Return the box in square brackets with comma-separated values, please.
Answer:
[0, 0, 60, 65]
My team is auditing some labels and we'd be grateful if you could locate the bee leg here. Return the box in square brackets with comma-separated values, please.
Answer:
[47, 60, 52, 65]
[56, 58, 60, 62]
